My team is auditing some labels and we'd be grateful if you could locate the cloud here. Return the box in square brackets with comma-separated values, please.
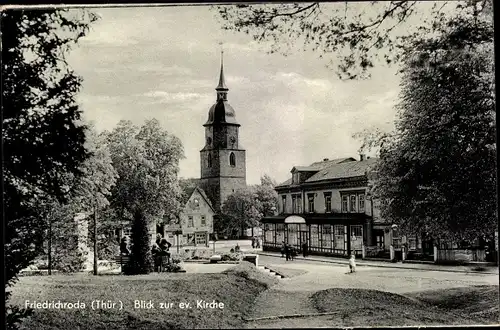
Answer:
[141, 91, 212, 104]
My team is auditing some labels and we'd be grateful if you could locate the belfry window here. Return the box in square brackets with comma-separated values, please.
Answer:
[229, 152, 236, 167]
[208, 154, 212, 168]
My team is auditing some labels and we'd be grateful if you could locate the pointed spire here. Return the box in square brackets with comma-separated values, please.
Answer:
[216, 43, 228, 91]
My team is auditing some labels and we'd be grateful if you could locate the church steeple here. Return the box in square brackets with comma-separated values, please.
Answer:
[216, 46, 228, 101]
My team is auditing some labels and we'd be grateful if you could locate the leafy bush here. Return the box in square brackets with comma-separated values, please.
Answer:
[221, 253, 243, 262]
[52, 247, 87, 273]
[163, 263, 183, 272]
[98, 239, 120, 261]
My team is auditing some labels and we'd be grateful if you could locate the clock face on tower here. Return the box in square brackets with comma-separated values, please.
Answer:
[206, 137, 212, 145]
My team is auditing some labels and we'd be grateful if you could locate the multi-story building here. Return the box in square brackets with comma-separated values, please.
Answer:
[261, 155, 393, 257]
[163, 185, 215, 248]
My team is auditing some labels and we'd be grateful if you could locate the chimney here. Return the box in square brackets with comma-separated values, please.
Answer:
[323, 158, 329, 161]
[360, 154, 365, 161]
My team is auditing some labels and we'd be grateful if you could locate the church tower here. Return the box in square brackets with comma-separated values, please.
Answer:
[199, 51, 247, 214]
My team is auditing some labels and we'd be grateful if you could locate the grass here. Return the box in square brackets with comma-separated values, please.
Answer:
[9, 261, 277, 329]
[405, 285, 499, 323]
[310, 286, 499, 326]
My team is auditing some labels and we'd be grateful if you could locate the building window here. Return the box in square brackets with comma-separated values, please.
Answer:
[123, 227, 132, 237]
[307, 194, 314, 213]
[359, 194, 365, 212]
[281, 195, 287, 213]
[341, 195, 348, 213]
[334, 225, 344, 250]
[229, 152, 236, 167]
[188, 216, 194, 227]
[310, 225, 319, 249]
[350, 195, 357, 213]
[408, 238, 417, 250]
[200, 215, 206, 226]
[351, 225, 362, 237]
[292, 172, 299, 184]
[334, 225, 344, 236]
[376, 234, 384, 248]
[195, 233, 206, 245]
[292, 194, 302, 213]
[207, 154, 212, 168]
[324, 193, 332, 212]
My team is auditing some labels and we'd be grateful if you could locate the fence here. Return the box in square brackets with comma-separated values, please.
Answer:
[364, 246, 389, 258]
[436, 248, 486, 263]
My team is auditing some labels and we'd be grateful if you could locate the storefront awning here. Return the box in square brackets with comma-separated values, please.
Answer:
[284, 215, 306, 224]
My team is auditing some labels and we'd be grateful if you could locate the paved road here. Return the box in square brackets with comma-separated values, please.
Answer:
[245, 255, 499, 328]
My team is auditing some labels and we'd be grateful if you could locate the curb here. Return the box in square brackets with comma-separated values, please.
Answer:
[243, 311, 341, 322]
[258, 253, 498, 275]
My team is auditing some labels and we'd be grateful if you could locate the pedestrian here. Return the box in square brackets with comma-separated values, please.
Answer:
[251, 237, 256, 249]
[290, 246, 296, 261]
[349, 254, 356, 273]
[302, 242, 308, 258]
[120, 237, 130, 255]
[281, 241, 286, 258]
[256, 236, 261, 249]
[285, 243, 290, 261]
[151, 241, 161, 272]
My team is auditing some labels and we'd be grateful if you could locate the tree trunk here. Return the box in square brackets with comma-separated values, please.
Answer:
[48, 216, 52, 275]
[93, 203, 98, 275]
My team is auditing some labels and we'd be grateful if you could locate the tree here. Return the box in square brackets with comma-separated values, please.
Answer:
[220, 188, 262, 238]
[213, 1, 492, 79]
[104, 119, 184, 274]
[254, 175, 279, 217]
[219, 175, 279, 237]
[71, 126, 118, 275]
[369, 9, 495, 243]
[2, 8, 98, 329]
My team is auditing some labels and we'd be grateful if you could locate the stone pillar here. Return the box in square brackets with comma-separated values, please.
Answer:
[390, 245, 395, 260]
[433, 245, 438, 263]
[75, 213, 92, 270]
[362, 245, 366, 259]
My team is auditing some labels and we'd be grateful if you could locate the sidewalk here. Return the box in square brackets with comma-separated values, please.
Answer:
[258, 251, 499, 275]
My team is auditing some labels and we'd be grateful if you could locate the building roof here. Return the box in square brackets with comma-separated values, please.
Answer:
[204, 99, 239, 125]
[305, 157, 377, 182]
[309, 157, 357, 169]
[291, 166, 319, 172]
[276, 157, 377, 187]
[179, 178, 216, 213]
[216, 50, 228, 91]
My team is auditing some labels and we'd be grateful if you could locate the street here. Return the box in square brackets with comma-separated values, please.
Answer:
[245, 255, 499, 327]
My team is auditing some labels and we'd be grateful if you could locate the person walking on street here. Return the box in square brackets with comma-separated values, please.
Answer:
[281, 241, 286, 258]
[302, 242, 308, 258]
[285, 243, 290, 261]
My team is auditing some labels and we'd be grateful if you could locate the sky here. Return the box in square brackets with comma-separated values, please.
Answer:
[66, 3, 451, 185]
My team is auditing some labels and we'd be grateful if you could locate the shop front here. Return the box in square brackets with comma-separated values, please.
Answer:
[262, 213, 369, 258]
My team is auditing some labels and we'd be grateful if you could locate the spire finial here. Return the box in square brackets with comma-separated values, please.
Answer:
[216, 42, 228, 92]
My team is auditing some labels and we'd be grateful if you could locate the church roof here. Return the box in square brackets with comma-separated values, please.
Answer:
[204, 99, 239, 125]
[216, 52, 228, 90]
[205, 50, 239, 126]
